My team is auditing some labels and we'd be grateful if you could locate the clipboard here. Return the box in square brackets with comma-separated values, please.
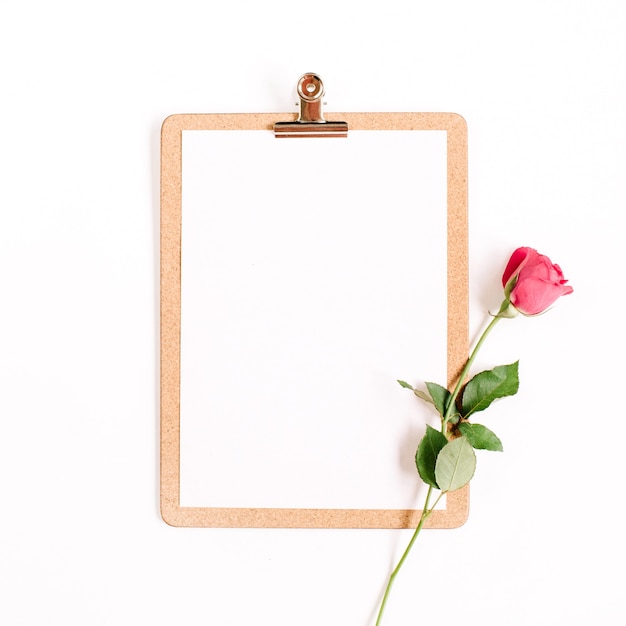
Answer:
[160, 74, 468, 528]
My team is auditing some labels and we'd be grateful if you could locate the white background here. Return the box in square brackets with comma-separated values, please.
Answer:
[0, 1, 623, 625]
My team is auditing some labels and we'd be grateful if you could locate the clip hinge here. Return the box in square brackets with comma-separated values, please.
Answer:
[274, 73, 348, 138]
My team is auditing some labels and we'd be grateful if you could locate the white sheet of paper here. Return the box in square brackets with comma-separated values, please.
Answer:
[180, 129, 448, 509]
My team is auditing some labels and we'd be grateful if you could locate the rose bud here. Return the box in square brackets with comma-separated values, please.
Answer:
[501, 247, 573, 316]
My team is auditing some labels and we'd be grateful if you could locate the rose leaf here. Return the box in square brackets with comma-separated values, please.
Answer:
[458, 422, 503, 452]
[415, 425, 448, 489]
[434, 436, 476, 492]
[460, 362, 519, 418]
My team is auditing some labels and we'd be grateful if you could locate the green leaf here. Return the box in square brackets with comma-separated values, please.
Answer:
[460, 362, 519, 418]
[434, 436, 476, 492]
[415, 425, 448, 489]
[425, 382, 452, 417]
[458, 422, 503, 452]
[413, 389, 434, 405]
[398, 380, 437, 408]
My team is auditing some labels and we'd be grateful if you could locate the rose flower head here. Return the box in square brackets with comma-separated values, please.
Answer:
[502, 247, 573, 316]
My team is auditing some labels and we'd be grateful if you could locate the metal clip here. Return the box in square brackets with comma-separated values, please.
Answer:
[274, 73, 348, 138]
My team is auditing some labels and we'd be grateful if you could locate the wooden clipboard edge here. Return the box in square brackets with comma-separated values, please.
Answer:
[160, 112, 468, 529]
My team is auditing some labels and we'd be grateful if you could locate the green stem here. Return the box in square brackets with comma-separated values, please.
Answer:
[374, 487, 445, 626]
[374, 300, 513, 625]
[442, 300, 510, 433]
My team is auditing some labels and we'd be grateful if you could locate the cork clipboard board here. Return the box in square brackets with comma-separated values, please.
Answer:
[160, 85, 468, 529]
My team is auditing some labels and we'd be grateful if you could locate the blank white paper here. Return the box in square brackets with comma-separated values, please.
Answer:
[180, 129, 448, 509]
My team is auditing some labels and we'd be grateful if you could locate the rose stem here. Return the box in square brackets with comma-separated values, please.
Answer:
[375, 300, 510, 625]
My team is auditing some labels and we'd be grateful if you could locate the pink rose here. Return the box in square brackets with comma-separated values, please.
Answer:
[501, 247, 573, 315]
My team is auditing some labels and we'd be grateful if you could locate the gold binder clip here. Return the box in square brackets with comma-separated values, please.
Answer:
[274, 73, 348, 138]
